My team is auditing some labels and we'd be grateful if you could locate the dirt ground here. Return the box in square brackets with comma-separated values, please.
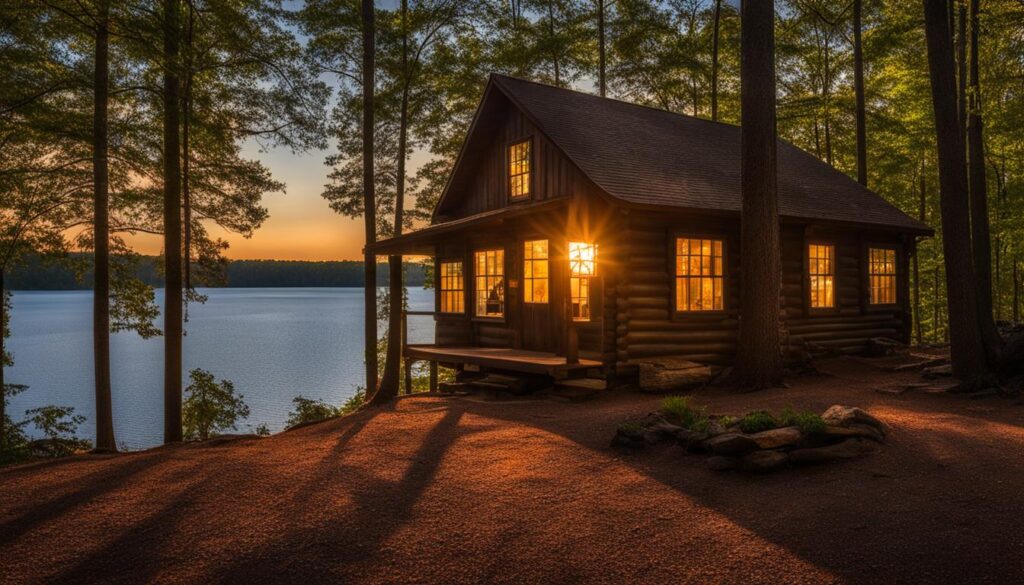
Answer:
[2, 356, 1023, 585]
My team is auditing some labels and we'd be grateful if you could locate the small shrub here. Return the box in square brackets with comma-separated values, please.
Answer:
[253, 423, 271, 437]
[738, 410, 778, 434]
[287, 396, 342, 428]
[660, 395, 709, 431]
[778, 407, 827, 435]
[617, 421, 644, 434]
[23, 405, 92, 456]
[182, 369, 250, 441]
[717, 415, 737, 429]
[339, 388, 366, 416]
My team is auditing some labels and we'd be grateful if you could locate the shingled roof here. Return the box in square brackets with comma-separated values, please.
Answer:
[468, 74, 929, 234]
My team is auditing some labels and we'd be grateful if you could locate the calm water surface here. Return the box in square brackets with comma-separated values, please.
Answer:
[6, 287, 434, 449]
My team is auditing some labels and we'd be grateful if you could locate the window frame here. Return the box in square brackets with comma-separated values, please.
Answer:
[522, 238, 549, 305]
[472, 247, 507, 322]
[437, 259, 466, 315]
[866, 244, 900, 308]
[568, 241, 598, 323]
[506, 137, 533, 202]
[669, 232, 729, 320]
[805, 240, 839, 314]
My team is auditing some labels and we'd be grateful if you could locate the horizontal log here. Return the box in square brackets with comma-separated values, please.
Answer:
[626, 330, 737, 344]
[627, 284, 671, 297]
[786, 319, 902, 334]
[629, 318, 739, 331]
[626, 296, 669, 309]
[627, 342, 737, 358]
[629, 308, 670, 320]
[790, 328, 899, 343]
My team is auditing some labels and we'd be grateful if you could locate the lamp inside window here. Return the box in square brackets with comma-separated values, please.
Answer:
[569, 242, 596, 321]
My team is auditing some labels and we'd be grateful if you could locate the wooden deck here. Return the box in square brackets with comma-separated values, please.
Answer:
[404, 345, 601, 375]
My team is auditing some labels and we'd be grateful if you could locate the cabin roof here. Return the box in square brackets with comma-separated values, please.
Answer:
[435, 74, 930, 235]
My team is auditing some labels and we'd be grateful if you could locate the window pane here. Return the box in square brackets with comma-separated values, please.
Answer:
[675, 237, 725, 311]
[868, 247, 897, 305]
[523, 240, 548, 304]
[808, 244, 836, 308]
[440, 261, 464, 313]
[474, 251, 505, 316]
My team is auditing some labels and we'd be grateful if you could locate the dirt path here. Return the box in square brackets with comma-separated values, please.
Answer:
[2, 357, 1022, 584]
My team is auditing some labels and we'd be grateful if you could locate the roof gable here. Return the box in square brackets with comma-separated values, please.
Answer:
[437, 74, 930, 234]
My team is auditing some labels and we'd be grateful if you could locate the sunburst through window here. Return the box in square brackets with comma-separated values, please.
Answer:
[569, 242, 596, 321]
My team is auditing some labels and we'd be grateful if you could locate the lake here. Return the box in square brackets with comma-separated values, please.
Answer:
[5, 287, 435, 450]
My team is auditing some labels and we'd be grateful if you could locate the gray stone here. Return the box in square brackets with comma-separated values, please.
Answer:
[748, 426, 803, 450]
[703, 432, 759, 455]
[740, 450, 789, 472]
[789, 438, 876, 464]
[706, 456, 737, 471]
[705, 420, 729, 437]
[821, 405, 887, 435]
[822, 423, 885, 443]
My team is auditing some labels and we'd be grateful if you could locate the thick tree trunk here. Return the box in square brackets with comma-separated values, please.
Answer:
[711, 0, 721, 121]
[1013, 258, 1020, 323]
[598, 0, 606, 97]
[163, 0, 184, 443]
[922, 0, 990, 380]
[966, 0, 1001, 354]
[93, 0, 116, 453]
[183, 3, 194, 295]
[853, 0, 867, 186]
[957, 2, 967, 141]
[730, 0, 782, 390]
[374, 0, 409, 404]
[1, 268, 6, 450]
[362, 0, 378, 395]
[914, 168, 926, 345]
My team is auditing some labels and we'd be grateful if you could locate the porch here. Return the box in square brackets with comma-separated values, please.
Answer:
[405, 344, 601, 376]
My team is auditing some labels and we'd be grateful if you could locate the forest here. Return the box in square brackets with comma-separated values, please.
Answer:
[2, 0, 1024, 446]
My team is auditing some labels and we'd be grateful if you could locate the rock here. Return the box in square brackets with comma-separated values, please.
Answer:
[821, 423, 885, 443]
[748, 426, 803, 450]
[789, 438, 876, 464]
[703, 432, 759, 455]
[706, 456, 737, 471]
[922, 379, 963, 394]
[675, 428, 710, 452]
[649, 421, 684, 437]
[740, 450, 789, 472]
[865, 337, 908, 357]
[923, 363, 954, 379]
[638, 358, 712, 392]
[821, 405, 887, 435]
[705, 420, 729, 437]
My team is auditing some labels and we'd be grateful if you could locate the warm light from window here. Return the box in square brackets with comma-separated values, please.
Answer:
[509, 140, 531, 198]
[523, 240, 549, 304]
[474, 249, 504, 318]
[569, 242, 597, 276]
[439, 261, 464, 313]
[869, 248, 897, 305]
[676, 238, 724, 312]
[808, 243, 835, 309]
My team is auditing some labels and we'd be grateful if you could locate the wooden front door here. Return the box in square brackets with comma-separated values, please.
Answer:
[519, 238, 558, 352]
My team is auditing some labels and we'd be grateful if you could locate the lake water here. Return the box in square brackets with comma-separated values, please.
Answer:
[5, 287, 435, 450]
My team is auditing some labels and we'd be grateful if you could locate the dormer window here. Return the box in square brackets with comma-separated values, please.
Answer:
[508, 139, 531, 199]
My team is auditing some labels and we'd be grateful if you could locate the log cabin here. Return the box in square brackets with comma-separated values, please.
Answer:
[370, 74, 932, 387]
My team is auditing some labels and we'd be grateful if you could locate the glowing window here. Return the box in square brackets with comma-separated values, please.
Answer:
[509, 140, 531, 198]
[808, 243, 835, 309]
[869, 248, 897, 305]
[474, 249, 504, 317]
[569, 242, 596, 321]
[439, 261, 464, 313]
[675, 238, 724, 312]
[523, 240, 549, 304]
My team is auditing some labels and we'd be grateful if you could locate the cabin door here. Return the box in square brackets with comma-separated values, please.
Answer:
[519, 238, 558, 352]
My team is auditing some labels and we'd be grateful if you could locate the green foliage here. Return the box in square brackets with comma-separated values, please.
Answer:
[717, 415, 737, 429]
[778, 407, 827, 436]
[340, 388, 366, 416]
[617, 421, 644, 435]
[182, 369, 250, 441]
[286, 396, 343, 428]
[737, 410, 778, 434]
[254, 423, 271, 437]
[23, 405, 92, 455]
[660, 395, 709, 431]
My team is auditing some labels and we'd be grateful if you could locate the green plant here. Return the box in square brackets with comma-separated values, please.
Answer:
[286, 396, 342, 428]
[778, 407, 827, 435]
[718, 415, 737, 429]
[254, 423, 271, 436]
[340, 388, 366, 415]
[738, 410, 778, 434]
[617, 421, 644, 434]
[23, 405, 92, 455]
[660, 395, 709, 431]
[182, 369, 250, 441]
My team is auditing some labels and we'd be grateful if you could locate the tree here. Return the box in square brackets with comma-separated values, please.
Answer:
[853, 0, 867, 185]
[966, 0, 1001, 354]
[182, 369, 249, 441]
[711, 0, 722, 120]
[921, 0, 989, 379]
[729, 0, 783, 389]
[363, 0, 378, 397]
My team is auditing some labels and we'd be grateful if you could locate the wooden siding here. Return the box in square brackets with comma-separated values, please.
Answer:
[438, 107, 592, 221]
[614, 212, 911, 367]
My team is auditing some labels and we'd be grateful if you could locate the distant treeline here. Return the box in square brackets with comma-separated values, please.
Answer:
[7, 255, 428, 290]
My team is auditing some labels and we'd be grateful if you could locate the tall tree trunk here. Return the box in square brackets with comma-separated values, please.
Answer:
[375, 0, 409, 404]
[957, 2, 967, 142]
[922, 0, 989, 380]
[1013, 258, 1020, 323]
[853, 0, 868, 186]
[93, 0, 116, 453]
[362, 0, 378, 395]
[163, 0, 184, 442]
[598, 0, 606, 97]
[1, 268, 6, 451]
[914, 166, 926, 345]
[711, 0, 721, 121]
[933, 265, 940, 342]
[183, 1, 194, 296]
[994, 237, 1001, 320]
[730, 0, 782, 390]
[967, 0, 1001, 354]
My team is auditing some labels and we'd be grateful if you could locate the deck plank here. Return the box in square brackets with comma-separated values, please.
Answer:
[405, 345, 600, 374]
